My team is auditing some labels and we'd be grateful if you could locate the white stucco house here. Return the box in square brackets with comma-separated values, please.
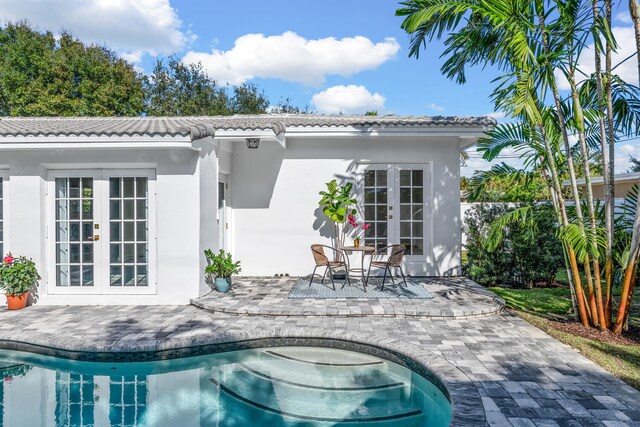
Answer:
[0, 115, 494, 305]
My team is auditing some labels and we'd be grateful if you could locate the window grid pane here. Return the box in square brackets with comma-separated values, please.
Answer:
[109, 375, 148, 426]
[363, 170, 388, 251]
[56, 178, 94, 287]
[110, 177, 148, 287]
[398, 169, 424, 256]
[55, 372, 95, 427]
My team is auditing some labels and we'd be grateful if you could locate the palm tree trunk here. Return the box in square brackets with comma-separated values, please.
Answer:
[631, 0, 640, 82]
[614, 200, 640, 334]
[599, 0, 616, 328]
[568, 72, 603, 327]
[546, 168, 580, 318]
[538, 124, 590, 327]
[614, 0, 640, 335]
[536, 8, 589, 326]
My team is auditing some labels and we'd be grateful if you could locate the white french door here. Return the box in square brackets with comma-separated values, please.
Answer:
[46, 169, 156, 295]
[361, 164, 430, 263]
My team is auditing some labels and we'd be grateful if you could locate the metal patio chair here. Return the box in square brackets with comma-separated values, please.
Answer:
[365, 244, 407, 290]
[309, 244, 350, 290]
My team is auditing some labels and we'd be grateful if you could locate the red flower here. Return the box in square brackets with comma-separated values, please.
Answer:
[3, 255, 14, 264]
[362, 223, 371, 230]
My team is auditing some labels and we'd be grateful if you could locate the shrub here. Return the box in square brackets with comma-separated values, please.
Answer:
[0, 254, 40, 295]
[204, 249, 241, 279]
[463, 203, 564, 288]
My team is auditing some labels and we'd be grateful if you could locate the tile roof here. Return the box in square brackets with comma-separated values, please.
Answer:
[0, 114, 496, 140]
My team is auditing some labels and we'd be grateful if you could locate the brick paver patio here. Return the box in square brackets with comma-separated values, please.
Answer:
[193, 276, 504, 318]
[0, 279, 637, 426]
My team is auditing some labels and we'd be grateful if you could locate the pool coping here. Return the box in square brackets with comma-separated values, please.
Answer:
[0, 330, 483, 426]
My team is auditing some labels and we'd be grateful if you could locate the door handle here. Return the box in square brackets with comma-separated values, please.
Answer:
[93, 235, 100, 241]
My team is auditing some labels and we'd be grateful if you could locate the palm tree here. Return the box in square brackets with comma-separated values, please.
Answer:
[397, 0, 639, 334]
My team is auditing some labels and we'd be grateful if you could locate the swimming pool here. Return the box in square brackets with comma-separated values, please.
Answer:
[0, 346, 451, 426]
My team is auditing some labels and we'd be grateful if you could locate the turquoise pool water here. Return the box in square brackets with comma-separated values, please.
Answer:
[0, 346, 451, 426]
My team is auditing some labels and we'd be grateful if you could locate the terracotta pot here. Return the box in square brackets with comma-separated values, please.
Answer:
[354, 238, 360, 249]
[6, 291, 29, 310]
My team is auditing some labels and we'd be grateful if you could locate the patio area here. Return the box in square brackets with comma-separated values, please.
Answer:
[192, 276, 505, 318]
[0, 300, 638, 426]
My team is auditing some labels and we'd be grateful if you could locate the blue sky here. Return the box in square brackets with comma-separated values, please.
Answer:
[0, 0, 637, 176]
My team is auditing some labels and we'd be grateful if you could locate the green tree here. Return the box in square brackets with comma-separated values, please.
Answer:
[144, 57, 270, 116]
[144, 57, 230, 116]
[0, 22, 144, 116]
[464, 164, 551, 203]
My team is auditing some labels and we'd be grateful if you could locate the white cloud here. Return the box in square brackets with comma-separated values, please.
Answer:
[311, 85, 385, 114]
[182, 31, 400, 86]
[615, 141, 640, 172]
[0, 0, 192, 61]
[429, 103, 445, 112]
[615, 12, 632, 24]
[486, 111, 506, 119]
[556, 26, 638, 89]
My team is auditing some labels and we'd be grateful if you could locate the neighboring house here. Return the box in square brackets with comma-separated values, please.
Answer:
[0, 115, 494, 305]
[571, 172, 640, 200]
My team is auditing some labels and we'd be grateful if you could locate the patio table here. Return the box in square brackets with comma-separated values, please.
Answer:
[341, 245, 375, 291]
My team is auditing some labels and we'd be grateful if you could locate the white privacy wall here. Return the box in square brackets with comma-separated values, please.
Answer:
[0, 145, 208, 305]
[229, 136, 462, 277]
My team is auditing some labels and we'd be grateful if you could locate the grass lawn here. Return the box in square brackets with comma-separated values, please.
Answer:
[488, 285, 640, 390]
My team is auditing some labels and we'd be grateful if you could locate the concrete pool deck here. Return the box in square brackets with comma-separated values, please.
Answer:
[0, 283, 637, 426]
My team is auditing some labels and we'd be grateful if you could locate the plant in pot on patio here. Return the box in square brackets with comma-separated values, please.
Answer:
[0, 254, 40, 310]
[204, 249, 241, 293]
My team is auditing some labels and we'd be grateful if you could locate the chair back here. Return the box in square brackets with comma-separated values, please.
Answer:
[388, 244, 405, 266]
[311, 245, 329, 266]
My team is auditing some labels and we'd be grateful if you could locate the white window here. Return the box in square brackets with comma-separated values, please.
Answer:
[360, 164, 430, 261]
[47, 170, 156, 295]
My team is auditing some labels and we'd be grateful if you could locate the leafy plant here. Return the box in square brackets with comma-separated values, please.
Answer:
[464, 203, 563, 288]
[204, 249, 241, 279]
[0, 254, 40, 296]
[319, 179, 358, 249]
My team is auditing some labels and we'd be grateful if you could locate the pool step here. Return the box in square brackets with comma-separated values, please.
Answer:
[209, 364, 422, 423]
[210, 374, 426, 425]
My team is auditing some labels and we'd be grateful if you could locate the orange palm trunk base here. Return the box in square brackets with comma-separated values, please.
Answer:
[583, 258, 598, 326]
[592, 260, 606, 331]
[568, 249, 590, 328]
[604, 259, 614, 328]
[614, 261, 637, 335]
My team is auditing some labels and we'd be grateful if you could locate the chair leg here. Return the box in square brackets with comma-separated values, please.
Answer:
[399, 266, 407, 287]
[310, 266, 318, 286]
[321, 266, 328, 284]
[381, 266, 388, 291]
[328, 266, 336, 291]
[341, 269, 351, 289]
[389, 266, 395, 286]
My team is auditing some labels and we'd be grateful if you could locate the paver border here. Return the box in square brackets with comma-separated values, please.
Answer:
[192, 276, 505, 319]
[0, 330, 483, 426]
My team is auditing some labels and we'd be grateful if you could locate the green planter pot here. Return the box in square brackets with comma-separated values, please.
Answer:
[214, 278, 230, 293]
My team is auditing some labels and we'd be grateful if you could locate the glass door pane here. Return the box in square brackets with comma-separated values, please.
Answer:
[398, 169, 424, 255]
[55, 177, 95, 287]
[363, 169, 388, 250]
[109, 177, 148, 287]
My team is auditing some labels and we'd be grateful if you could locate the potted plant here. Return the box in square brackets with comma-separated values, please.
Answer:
[347, 213, 370, 248]
[204, 249, 241, 293]
[0, 254, 40, 310]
